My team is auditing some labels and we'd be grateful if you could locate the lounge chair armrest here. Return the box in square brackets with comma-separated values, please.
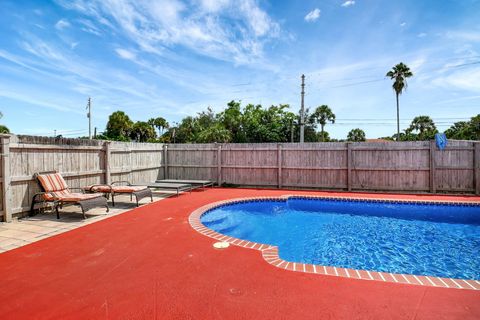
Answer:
[31, 191, 60, 202]
[31, 192, 53, 202]
[111, 180, 132, 186]
[87, 184, 113, 193]
[30, 192, 57, 214]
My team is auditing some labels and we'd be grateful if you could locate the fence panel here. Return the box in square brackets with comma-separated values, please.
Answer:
[0, 135, 5, 220]
[350, 142, 431, 191]
[221, 144, 278, 186]
[434, 140, 475, 192]
[166, 144, 217, 181]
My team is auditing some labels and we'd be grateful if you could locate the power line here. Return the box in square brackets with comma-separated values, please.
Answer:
[337, 117, 470, 120]
[328, 79, 386, 89]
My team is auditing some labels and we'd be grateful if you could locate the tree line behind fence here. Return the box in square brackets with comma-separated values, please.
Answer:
[1, 134, 479, 221]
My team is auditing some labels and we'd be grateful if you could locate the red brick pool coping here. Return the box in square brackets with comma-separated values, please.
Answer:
[189, 194, 480, 291]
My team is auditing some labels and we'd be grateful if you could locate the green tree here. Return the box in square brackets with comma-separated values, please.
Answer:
[317, 131, 330, 142]
[406, 115, 437, 140]
[445, 114, 480, 140]
[218, 101, 246, 142]
[105, 111, 133, 141]
[242, 104, 296, 142]
[196, 107, 217, 130]
[0, 112, 9, 134]
[130, 121, 156, 142]
[445, 121, 470, 139]
[347, 128, 366, 142]
[311, 105, 335, 142]
[397, 130, 418, 141]
[472, 114, 480, 140]
[0, 125, 9, 134]
[386, 62, 413, 141]
[148, 117, 169, 136]
[172, 116, 198, 143]
[300, 108, 319, 142]
[197, 124, 232, 143]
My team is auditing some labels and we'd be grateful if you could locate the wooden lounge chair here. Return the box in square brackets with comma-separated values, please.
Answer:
[31, 171, 109, 219]
[83, 181, 153, 207]
[156, 179, 214, 190]
[133, 182, 192, 197]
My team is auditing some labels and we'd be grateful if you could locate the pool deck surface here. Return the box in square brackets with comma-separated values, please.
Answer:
[0, 188, 479, 319]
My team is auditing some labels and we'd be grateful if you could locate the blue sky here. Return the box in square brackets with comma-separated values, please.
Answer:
[0, 0, 479, 139]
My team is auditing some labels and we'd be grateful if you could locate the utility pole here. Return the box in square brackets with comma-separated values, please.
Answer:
[54, 129, 57, 137]
[86, 97, 92, 139]
[299, 74, 305, 143]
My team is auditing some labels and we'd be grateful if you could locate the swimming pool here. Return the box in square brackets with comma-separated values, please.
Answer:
[199, 197, 480, 281]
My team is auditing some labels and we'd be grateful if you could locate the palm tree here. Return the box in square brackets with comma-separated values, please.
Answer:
[105, 111, 133, 139]
[311, 105, 335, 142]
[148, 117, 169, 136]
[386, 63, 413, 141]
[407, 115, 437, 140]
[347, 128, 366, 142]
[130, 121, 156, 142]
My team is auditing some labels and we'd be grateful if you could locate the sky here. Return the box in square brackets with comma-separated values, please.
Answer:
[0, 0, 479, 139]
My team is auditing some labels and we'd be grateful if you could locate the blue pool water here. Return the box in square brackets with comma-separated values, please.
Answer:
[201, 198, 480, 280]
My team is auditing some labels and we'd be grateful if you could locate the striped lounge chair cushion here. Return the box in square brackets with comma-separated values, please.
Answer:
[37, 173, 103, 202]
[42, 190, 103, 202]
[53, 192, 103, 202]
[37, 173, 69, 192]
[111, 186, 148, 193]
[83, 185, 112, 193]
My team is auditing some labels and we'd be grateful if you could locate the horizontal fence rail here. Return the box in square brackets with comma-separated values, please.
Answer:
[0, 134, 478, 221]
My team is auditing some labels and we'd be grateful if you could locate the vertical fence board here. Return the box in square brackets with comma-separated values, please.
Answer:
[1, 135, 12, 221]
[278, 144, 282, 188]
[474, 142, 480, 195]
[430, 140, 436, 193]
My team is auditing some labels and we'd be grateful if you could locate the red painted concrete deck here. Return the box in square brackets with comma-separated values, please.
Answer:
[0, 188, 479, 319]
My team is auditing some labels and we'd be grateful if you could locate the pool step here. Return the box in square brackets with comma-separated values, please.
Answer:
[202, 215, 228, 226]
[216, 224, 240, 234]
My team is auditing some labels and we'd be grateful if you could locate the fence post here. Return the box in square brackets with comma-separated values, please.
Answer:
[1, 135, 12, 222]
[163, 144, 168, 179]
[104, 141, 111, 185]
[217, 144, 222, 186]
[429, 140, 436, 193]
[278, 144, 282, 188]
[347, 143, 352, 191]
[474, 142, 480, 195]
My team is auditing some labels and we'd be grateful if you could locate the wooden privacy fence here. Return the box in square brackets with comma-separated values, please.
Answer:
[165, 140, 480, 194]
[0, 135, 479, 221]
[0, 135, 165, 222]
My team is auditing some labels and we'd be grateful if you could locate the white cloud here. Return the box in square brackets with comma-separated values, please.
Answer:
[198, 0, 230, 12]
[445, 31, 480, 42]
[55, 19, 70, 30]
[400, 22, 406, 27]
[240, 1, 279, 37]
[417, 32, 427, 38]
[58, 0, 281, 65]
[432, 68, 480, 93]
[77, 19, 102, 36]
[341, 1, 355, 7]
[304, 8, 321, 22]
[115, 48, 136, 60]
